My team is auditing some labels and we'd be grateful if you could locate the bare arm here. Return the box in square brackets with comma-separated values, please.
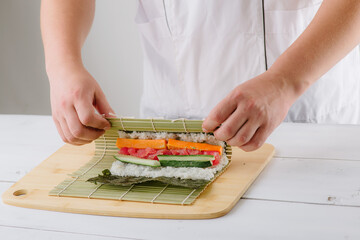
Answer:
[270, 0, 360, 95]
[41, 0, 94, 73]
[203, 0, 360, 151]
[41, 0, 114, 145]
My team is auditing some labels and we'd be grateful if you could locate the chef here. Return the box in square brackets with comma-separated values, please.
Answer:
[41, 0, 360, 151]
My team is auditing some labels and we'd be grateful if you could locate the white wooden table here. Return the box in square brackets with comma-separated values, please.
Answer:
[1, 114, 360, 240]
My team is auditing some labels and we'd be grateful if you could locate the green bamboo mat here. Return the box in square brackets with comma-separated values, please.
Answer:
[49, 118, 232, 205]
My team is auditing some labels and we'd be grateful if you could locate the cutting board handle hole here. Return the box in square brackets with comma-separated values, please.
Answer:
[13, 189, 27, 197]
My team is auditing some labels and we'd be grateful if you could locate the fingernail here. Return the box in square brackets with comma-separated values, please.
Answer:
[108, 112, 117, 117]
[104, 126, 111, 130]
[202, 119, 218, 132]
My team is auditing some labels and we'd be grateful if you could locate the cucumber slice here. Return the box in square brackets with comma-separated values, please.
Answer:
[157, 155, 214, 168]
[114, 154, 161, 167]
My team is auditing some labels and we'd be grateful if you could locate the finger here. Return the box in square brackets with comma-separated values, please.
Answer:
[59, 117, 92, 145]
[94, 89, 115, 118]
[213, 107, 248, 141]
[66, 107, 105, 141]
[202, 95, 237, 132]
[75, 100, 111, 130]
[226, 119, 260, 147]
[53, 117, 67, 143]
[240, 126, 268, 152]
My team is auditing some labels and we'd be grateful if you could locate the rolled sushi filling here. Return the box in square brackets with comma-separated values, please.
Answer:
[109, 131, 229, 181]
[118, 147, 221, 165]
[110, 154, 228, 181]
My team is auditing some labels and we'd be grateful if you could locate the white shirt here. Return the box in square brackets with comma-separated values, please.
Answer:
[136, 0, 360, 124]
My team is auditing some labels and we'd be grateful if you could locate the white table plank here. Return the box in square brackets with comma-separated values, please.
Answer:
[244, 157, 360, 206]
[0, 226, 133, 240]
[1, 182, 359, 240]
[3, 114, 360, 161]
[0, 144, 64, 182]
[0, 115, 63, 182]
[2, 151, 360, 207]
[0, 114, 63, 146]
[268, 123, 360, 160]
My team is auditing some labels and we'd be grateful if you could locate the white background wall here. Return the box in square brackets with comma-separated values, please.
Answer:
[0, 0, 143, 117]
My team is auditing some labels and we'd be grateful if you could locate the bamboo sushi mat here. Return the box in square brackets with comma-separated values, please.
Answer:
[49, 118, 232, 205]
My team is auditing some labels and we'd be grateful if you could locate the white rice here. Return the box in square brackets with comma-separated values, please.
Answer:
[117, 131, 225, 148]
[110, 131, 229, 181]
[110, 154, 229, 181]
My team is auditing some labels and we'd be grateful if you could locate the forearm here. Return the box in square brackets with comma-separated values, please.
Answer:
[269, 0, 360, 97]
[40, 0, 95, 75]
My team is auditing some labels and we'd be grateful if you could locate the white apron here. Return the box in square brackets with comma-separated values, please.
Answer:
[136, 0, 360, 124]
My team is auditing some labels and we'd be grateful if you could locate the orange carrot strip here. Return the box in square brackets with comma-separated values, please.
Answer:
[116, 138, 167, 149]
[167, 139, 223, 155]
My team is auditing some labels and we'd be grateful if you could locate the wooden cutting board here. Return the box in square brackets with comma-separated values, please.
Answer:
[2, 142, 274, 219]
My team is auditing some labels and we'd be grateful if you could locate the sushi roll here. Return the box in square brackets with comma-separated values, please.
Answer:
[88, 131, 231, 188]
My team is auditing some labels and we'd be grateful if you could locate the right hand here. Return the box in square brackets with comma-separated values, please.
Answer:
[48, 65, 114, 145]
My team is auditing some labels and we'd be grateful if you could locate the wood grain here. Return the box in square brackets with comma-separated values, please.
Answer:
[2, 142, 274, 219]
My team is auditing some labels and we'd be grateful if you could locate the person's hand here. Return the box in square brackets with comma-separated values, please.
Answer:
[202, 71, 298, 152]
[48, 65, 114, 145]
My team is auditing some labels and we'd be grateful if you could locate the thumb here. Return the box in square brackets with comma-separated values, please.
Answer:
[94, 89, 115, 118]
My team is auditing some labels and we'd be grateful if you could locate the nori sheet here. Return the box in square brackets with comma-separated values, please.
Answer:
[87, 169, 210, 188]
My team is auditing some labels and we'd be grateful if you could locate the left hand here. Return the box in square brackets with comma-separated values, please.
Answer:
[202, 71, 298, 152]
